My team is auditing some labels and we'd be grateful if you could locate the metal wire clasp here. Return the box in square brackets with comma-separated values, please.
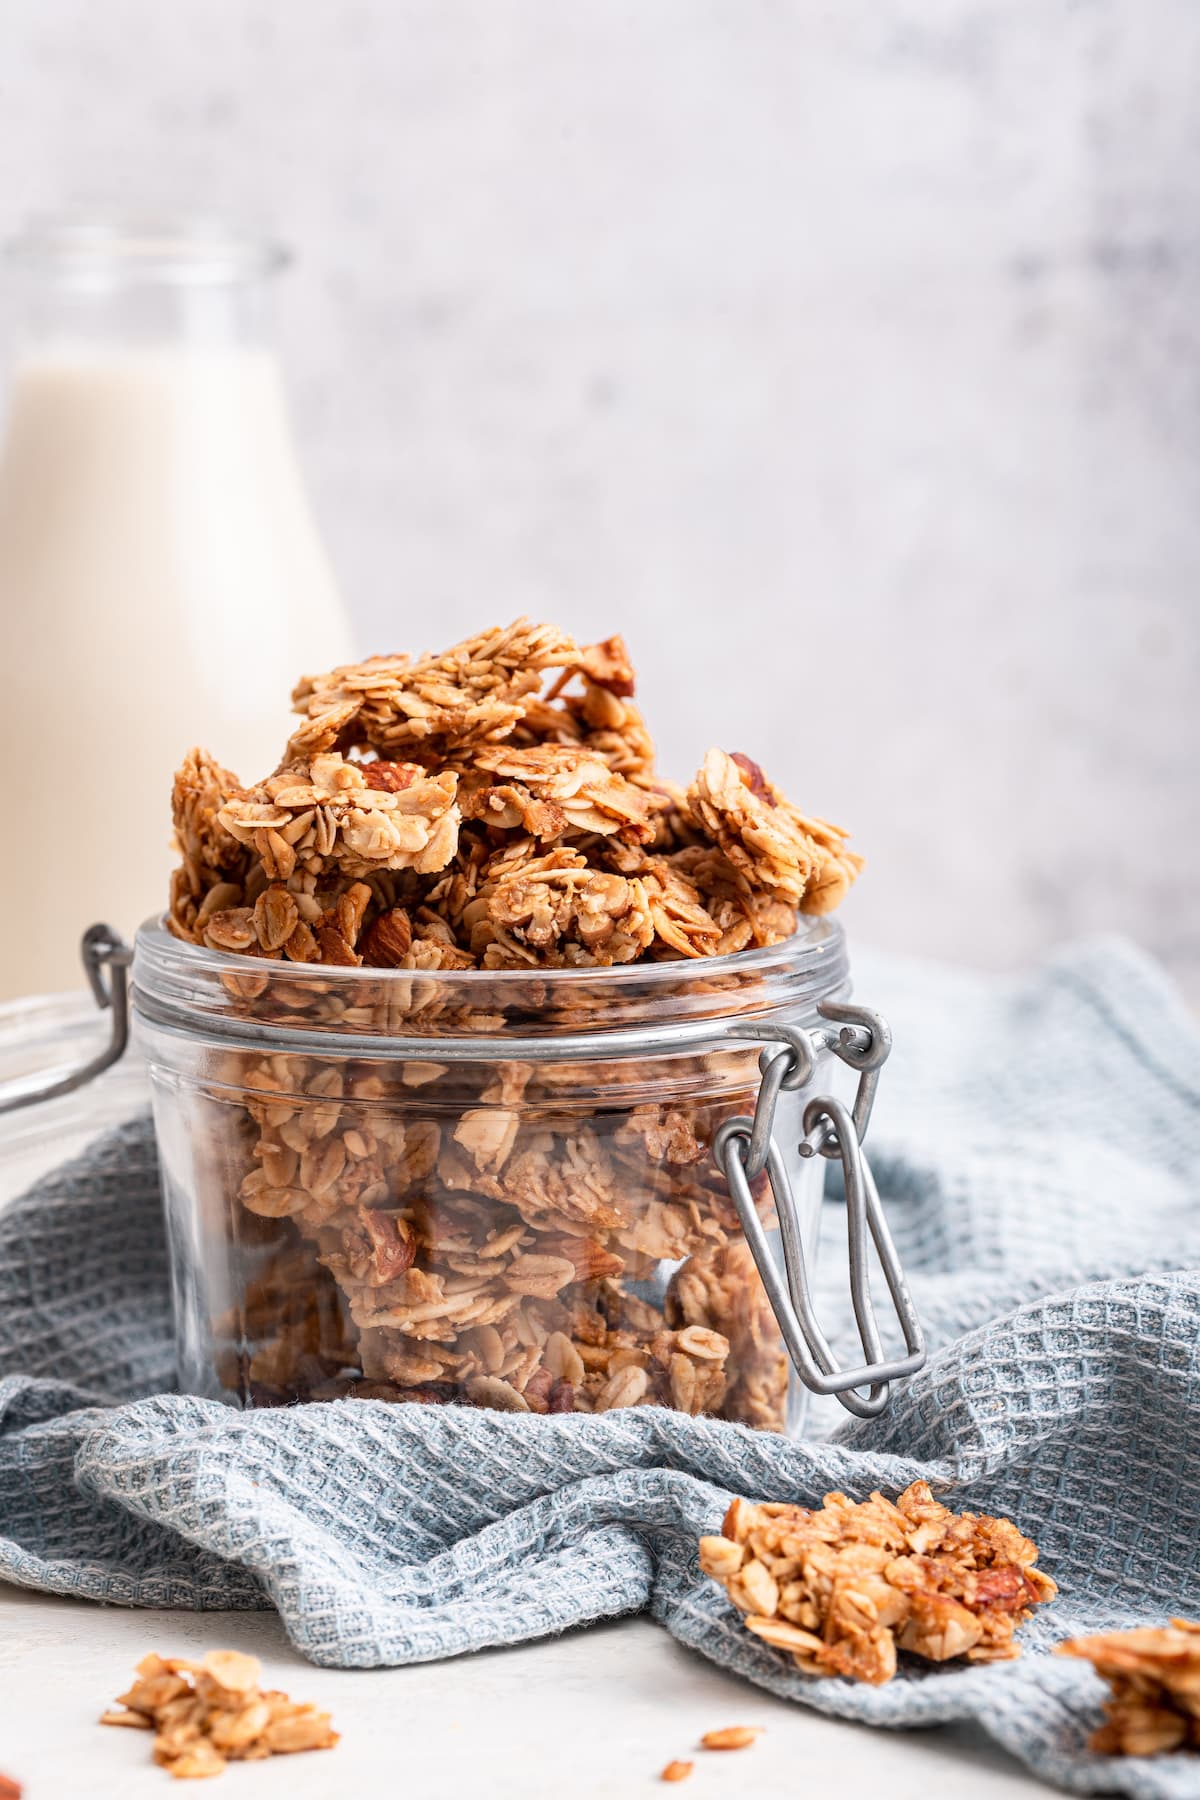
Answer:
[715, 1001, 925, 1417]
[0, 924, 134, 1116]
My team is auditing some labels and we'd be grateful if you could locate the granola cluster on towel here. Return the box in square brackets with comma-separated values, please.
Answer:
[164, 623, 863, 1425]
[700, 1482, 1057, 1682]
[1058, 1621, 1200, 1756]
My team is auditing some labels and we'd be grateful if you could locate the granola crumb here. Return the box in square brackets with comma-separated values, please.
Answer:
[1057, 1620, 1200, 1756]
[700, 1481, 1055, 1685]
[700, 1726, 762, 1750]
[660, 1759, 694, 1781]
[101, 1651, 338, 1779]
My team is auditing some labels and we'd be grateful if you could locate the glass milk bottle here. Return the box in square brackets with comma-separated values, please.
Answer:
[0, 219, 354, 999]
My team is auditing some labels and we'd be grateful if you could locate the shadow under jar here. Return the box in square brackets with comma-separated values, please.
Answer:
[132, 914, 919, 1434]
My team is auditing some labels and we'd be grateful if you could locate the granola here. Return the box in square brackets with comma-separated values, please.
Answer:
[218, 753, 461, 886]
[687, 749, 863, 914]
[170, 621, 860, 967]
[100, 1650, 337, 1779]
[164, 622, 863, 1426]
[287, 619, 579, 759]
[699, 1481, 1056, 1683]
[467, 850, 655, 967]
[1057, 1620, 1200, 1755]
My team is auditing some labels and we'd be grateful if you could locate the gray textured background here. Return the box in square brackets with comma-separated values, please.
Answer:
[2, 1, 1197, 994]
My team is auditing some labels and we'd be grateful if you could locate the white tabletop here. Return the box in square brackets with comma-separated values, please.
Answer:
[0, 1585, 1049, 1798]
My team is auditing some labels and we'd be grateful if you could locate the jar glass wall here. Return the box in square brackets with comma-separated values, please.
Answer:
[133, 916, 852, 1433]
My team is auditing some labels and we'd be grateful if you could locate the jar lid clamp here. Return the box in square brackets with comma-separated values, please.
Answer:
[715, 1002, 926, 1417]
[0, 925, 132, 1116]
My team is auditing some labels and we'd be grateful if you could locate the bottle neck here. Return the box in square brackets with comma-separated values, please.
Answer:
[5, 219, 286, 357]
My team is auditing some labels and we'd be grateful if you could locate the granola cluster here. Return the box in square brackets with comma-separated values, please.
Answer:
[168, 620, 861, 971]
[1058, 1621, 1200, 1756]
[166, 622, 862, 1426]
[100, 1650, 337, 1780]
[699, 1481, 1056, 1683]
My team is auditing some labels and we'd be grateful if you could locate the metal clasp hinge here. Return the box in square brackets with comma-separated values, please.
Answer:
[716, 1000, 925, 1418]
[0, 923, 134, 1117]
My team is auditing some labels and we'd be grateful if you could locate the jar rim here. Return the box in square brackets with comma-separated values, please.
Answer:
[138, 913, 844, 988]
[132, 914, 851, 1061]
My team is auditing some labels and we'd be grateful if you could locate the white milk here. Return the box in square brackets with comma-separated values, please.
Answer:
[0, 346, 354, 997]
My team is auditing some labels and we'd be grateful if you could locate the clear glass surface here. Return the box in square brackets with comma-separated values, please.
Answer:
[0, 218, 352, 998]
[3, 216, 287, 350]
[134, 920, 850, 1434]
[0, 988, 149, 1209]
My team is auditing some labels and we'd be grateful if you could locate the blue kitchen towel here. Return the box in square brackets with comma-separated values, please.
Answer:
[2, 935, 1199, 1797]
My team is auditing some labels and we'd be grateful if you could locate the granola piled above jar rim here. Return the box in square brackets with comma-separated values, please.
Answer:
[167, 618, 863, 979]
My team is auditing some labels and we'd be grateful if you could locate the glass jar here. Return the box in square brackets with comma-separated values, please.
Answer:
[0, 985, 148, 1211]
[0, 217, 354, 1000]
[125, 913, 923, 1434]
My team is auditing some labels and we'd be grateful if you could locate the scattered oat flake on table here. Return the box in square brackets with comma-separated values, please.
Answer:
[1057, 1620, 1200, 1756]
[699, 1480, 1056, 1686]
[700, 1726, 762, 1750]
[100, 1650, 337, 1779]
[660, 1759, 694, 1781]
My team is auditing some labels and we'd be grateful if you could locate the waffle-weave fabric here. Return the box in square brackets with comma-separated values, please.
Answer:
[2, 936, 1198, 1796]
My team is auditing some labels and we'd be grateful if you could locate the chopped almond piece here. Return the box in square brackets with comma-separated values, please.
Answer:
[700, 1726, 762, 1750]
